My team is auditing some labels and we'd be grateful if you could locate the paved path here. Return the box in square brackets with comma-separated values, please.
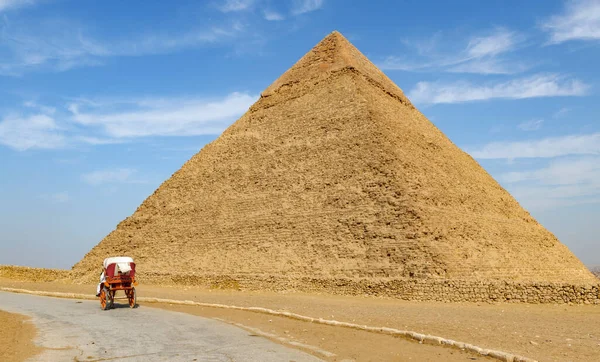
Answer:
[0, 291, 322, 361]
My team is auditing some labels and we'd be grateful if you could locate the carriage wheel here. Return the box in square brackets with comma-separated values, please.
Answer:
[128, 287, 136, 308]
[99, 288, 108, 310]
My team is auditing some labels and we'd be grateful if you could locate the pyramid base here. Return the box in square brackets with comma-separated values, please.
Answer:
[127, 273, 600, 305]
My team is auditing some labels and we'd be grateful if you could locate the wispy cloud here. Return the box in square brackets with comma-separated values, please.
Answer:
[264, 10, 285, 21]
[0, 0, 36, 13]
[500, 157, 600, 185]
[291, 0, 323, 15]
[380, 28, 528, 75]
[68, 92, 256, 138]
[465, 29, 518, 57]
[510, 184, 600, 210]
[0, 114, 66, 150]
[0, 19, 245, 75]
[0, 96, 125, 151]
[553, 107, 571, 118]
[74, 136, 122, 145]
[115, 25, 245, 55]
[541, 0, 600, 43]
[518, 119, 544, 131]
[408, 74, 589, 104]
[447, 59, 529, 75]
[23, 100, 56, 115]
[217, 0, 254, 12]
[0, 91, 256, 152]
[468, 133, 600, 159]
[499, 157, 600, 209]
[81, 168, 141, 186]
[41, 191, 70, 203]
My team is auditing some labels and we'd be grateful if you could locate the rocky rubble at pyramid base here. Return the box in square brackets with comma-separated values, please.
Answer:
[2, 265, 598, 304]
[0, 265, 71, 283]
[138, 273, 600, 304]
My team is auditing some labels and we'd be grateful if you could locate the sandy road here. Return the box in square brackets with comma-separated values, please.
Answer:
[0, 291, 322, 362]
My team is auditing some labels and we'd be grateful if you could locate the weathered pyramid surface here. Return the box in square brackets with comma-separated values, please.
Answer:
[74, 31, 596, 293]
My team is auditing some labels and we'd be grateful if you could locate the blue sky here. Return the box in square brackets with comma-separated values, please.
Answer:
[0, 0, 599, 269]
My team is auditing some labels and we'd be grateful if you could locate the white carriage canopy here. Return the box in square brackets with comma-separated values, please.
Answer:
[103, 256, 134, 276]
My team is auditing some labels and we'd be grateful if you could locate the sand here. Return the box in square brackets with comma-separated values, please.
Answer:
[0, 309, 41, 362]
[2, 278, 599, 362]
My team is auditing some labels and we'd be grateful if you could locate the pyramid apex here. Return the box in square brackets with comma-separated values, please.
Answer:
[261, 30, 411, 104]
[317, 30, 353, 52]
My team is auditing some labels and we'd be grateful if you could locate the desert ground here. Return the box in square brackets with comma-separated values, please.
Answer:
[0, 309, 40, 362]
[2, 274, 600, 361]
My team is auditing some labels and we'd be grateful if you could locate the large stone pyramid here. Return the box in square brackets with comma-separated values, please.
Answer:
[74, 31, 596, 293]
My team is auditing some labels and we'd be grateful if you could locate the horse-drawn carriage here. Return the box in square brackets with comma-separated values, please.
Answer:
[97, 256, 137, 310]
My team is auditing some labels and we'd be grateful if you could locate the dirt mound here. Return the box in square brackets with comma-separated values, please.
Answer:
[0, 310, 41, 362]
[0, 265, 71, 283]
[72, 31, 596, 290]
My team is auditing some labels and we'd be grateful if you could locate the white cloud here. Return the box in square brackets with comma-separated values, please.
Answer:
[381, 57, 524, 75]
[499, 157, 600, 209]
[408, 74, 589, 104]
[0, 114, 66, 150]
[541, 0, 600, 43]
[81, 168, 139, 186]
[377, 57, 423, 72]
[0, 20, 245, 75]
[291, 0, 323, 15]
[52, 191, 69, 203]
[40, 191, 70, 203]
[114, 26, 244, 56]
[0, 25, 111, 75]
[264, 10, 284, 21]
[23, 100, 56, 115]
[74, 136, 123, 145]
[69, 92, 257, 138]
[509, 183, 600, 210]
[217, 0, 254, 12]
[0, 91, 255, 152]
[0, 0, 35, 12]
[517, 119, 544, 131]
[553, 107, 571, 118]
[468, 133, 600, 159]
[380, 28, 527, 75]
[447, 59, 528, 75]
[501, 157, 600, 185]
[465, 29, 518, 58]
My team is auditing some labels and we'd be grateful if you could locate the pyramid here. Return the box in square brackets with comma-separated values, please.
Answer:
[73, 31, 596, 291]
